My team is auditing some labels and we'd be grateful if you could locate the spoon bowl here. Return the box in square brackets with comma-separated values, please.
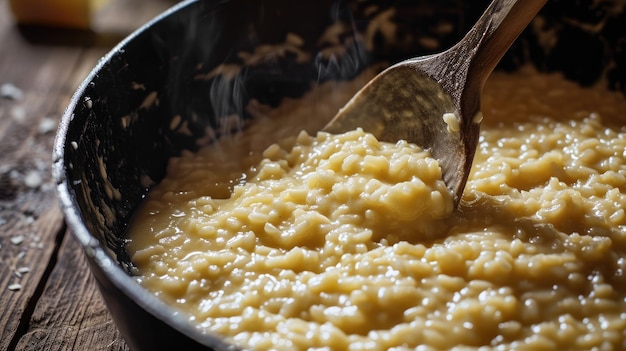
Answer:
[324, 0, 547, 205]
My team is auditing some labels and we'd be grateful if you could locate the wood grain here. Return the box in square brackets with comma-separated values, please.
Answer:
[0, 0, 175, 349]
[0, 4, 83, 349]
[15, 232, 128, 351]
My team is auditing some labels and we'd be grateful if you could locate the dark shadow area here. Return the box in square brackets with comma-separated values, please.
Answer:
[16, 24, 128, 48]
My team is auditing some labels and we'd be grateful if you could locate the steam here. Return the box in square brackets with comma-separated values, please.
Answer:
[194, 32, 312, 139]
[186, 3, 407, 147]
[315, 22, 369, 83]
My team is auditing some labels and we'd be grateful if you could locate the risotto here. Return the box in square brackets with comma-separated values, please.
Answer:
[126, 67, 626, 350]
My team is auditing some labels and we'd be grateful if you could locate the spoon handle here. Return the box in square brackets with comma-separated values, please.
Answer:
[459, 0, 548, 90]
[404, 0, 546, 202]
[325, 0, 547, 205]
[410, 0, 547, 129]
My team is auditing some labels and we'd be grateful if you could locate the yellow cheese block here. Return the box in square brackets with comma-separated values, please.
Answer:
[8, 0, 108, 29]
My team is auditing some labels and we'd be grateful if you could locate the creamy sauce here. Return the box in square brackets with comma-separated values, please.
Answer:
[127, 67, 626, 350]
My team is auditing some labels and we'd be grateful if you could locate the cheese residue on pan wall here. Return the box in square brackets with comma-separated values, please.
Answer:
[126, 67, 626, 351]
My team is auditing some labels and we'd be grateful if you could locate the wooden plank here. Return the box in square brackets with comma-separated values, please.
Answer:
[0, 27, 86, 351]
[3, 207, 64, 351]
[0, 1, 177, 349]
[14, 232, 129, 351]
[5, 42, 128, 351]
[0, 1, 102, 349]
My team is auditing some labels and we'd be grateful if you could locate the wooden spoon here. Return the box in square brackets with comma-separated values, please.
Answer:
[324, 0, 547, 206]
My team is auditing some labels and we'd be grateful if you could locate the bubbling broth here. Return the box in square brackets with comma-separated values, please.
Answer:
[126, 67, 626, 350]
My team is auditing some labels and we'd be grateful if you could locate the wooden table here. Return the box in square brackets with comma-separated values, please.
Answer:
[0, 1, 174, 349]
